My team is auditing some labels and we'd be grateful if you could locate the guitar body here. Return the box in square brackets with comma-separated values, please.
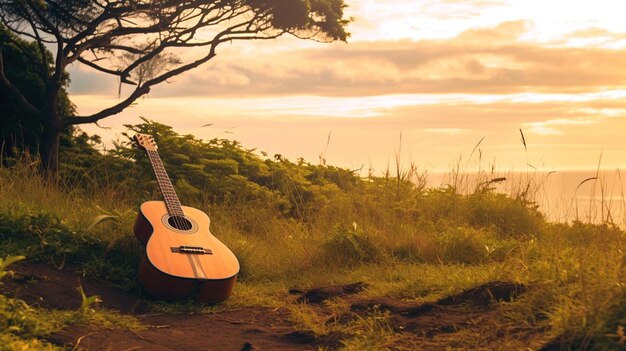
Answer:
[134, 201, 239, 303]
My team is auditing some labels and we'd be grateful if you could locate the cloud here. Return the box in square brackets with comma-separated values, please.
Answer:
[67, 64, 118, 95]
[421, 0, 506, 20]
[441, 0, 503, 4]
[66, 19, 626, 100]
[455, 20, 530, 44]
[556, 27, 626, 48]
[569, 27, 616, 39]
[86, 21, 617, 99]
[524, 118, 596, 135]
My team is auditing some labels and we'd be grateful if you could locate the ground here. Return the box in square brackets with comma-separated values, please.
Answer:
[2, 262, 553, 350]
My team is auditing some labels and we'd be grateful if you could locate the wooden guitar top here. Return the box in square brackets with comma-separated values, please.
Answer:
[140, 201, 240, 280]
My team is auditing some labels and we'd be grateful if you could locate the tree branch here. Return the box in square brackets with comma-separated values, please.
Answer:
[63, 16, 289, 127]
[20, 9, 51, 81]
[23, 0, 65, 83]
[64, 41, 221, 126]
[76, 56, 136, 84]
[62, 83, 150, 126]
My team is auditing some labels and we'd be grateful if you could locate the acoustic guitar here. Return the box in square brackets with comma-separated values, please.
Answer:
[132, 133, 239, 303]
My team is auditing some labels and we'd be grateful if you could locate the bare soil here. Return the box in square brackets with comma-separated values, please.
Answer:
[2, 262, 551, 350]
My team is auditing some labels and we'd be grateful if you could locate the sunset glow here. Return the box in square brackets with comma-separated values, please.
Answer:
[73, 0, 626, 173]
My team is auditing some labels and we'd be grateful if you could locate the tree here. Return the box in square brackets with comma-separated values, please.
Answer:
[0, 0, 350, 176]
[0, 26, 75, 161]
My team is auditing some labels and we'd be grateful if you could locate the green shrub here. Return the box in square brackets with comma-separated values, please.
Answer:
[0, 211, 142, 289]
[565, 221, 626, 246]
[419, 186, 466, 224]
[468, 191, 544, 238]
[436, 226, 491, 264]
[320, 224, 382, 266]
[0, 211, 79, 265]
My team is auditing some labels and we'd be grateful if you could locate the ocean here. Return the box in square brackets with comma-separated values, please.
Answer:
[427, 170, 626, 227]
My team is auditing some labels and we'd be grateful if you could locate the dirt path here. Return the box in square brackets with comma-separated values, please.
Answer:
[3, 263, 326, 350]
[2, 262, 551, 350]
[49, 309, 319, 351]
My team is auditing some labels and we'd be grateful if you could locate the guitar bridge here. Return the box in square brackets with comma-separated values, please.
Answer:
[171, 246, 213, 255]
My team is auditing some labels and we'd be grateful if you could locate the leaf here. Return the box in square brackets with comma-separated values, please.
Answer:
[0, 255, 26, 282]
[469, 136, 485, 160]
[78, 284, 102, 311]
[345, 234, 365, 258]
[87, 215, 119, 230]
[576, 177, 598, 192]
[519, 129, 527, 151]
[0, 255, 26, 271]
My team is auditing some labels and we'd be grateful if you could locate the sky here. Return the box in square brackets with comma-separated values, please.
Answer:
[70, 0, 626, 174]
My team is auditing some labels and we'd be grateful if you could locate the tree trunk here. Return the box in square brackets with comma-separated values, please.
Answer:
[40, 120, 61, 179]
[40, 87, 62, 180]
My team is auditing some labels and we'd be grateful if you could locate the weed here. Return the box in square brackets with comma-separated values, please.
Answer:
[320, 224, 382, 266]
[0, 255, 25, 282]
[339, 309, 400, 351]
[289, 303, 334, 337]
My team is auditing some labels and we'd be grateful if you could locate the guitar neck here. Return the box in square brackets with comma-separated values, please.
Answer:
[144, 149, 185, 217]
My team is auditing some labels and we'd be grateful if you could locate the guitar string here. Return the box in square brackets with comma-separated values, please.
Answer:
[146, 150, 191, 256]
[154, 150, 187, 230]
[147, 150, 188, 230]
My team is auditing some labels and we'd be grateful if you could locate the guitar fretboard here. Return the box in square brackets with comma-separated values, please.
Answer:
[146, 149, 185, 217]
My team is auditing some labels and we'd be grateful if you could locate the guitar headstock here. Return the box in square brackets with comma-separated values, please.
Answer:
[134, 133, 158, 151]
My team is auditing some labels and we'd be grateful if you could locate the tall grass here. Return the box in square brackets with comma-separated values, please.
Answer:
[0, 152, 136, 228]
[0, 148, 625, 350]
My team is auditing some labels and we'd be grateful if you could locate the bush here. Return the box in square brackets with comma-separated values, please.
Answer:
[0, 211, 142, 290]
[468, 191, 544, 238]
[435, 226, 491, 264]
[320, 224, 382, 266]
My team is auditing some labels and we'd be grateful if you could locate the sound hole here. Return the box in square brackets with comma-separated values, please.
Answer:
[167, 216, 193, 231]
